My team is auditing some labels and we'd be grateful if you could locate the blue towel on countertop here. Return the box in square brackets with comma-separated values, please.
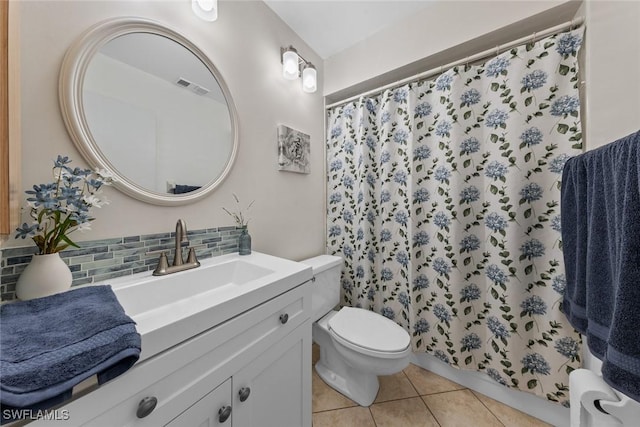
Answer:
[561, 129, 640, 402]
[0, 285, 141, 415]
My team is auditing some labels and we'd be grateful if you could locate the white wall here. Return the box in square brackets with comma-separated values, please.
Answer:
[7, 0, 326, 262]
[324, 0, 581, 102]
[584, 0, 640, 151]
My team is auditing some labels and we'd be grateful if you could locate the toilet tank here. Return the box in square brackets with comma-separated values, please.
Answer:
[300, 255, 343, 322]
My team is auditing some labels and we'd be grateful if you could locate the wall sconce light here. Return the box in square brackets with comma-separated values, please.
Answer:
[192, 0, 218, 22]
[281, 45, 317, 93]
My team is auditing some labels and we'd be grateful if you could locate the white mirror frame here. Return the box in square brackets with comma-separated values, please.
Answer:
[59, 17, 238, 206]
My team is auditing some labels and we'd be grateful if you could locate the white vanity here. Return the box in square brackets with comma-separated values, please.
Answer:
[31, 252, 313, 426]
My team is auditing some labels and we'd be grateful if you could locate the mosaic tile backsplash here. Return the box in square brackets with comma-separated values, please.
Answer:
[0, 226, 241, 301]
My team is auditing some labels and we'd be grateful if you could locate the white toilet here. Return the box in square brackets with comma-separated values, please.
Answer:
[301, 255, 412, 407]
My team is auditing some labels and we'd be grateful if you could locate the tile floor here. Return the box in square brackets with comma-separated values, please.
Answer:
[312, 344, 552, 427]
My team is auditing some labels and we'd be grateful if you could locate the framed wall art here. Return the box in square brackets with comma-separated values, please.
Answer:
[277, 124, 310, 174]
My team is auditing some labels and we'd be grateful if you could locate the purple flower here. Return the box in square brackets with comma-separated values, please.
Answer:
[485, 160, 508, 180]
[550, 95, 580, 117]
[556, 32, 582, 56]
[433, 304, 451, 323]
[488, 316, 510, 338]
[433, 257, 451, 275]
[415, 102, 432, 118]
[521, 70, 548, 91]
[520, 239, 545, 259]
[486, 56, 510, 77]
[461, 89, 481, 106]
[520, 127, 543, 147]
[520, 183, 543, 203]
[381, 306, 395, 320]
[413, 230, 430, 246]
[460, 283, 481, 302]
[460, 137, 480, 154]
[398, 291, 410, 308]
[521, 353, 550, 375]
[414, 145, 432, 160]
[413, 188, 430, 204]
[520, 295, 547, 316]
[393, 88, 408, 103]
[461, 333, 482, 351]
[414, 318, 430, 334]
[485, 109, 509, 128]
[435, 73, 453, 91]
[486, 264, 508, 285]
[413, 274, 430, 290]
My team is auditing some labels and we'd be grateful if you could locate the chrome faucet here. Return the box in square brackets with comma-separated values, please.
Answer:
[147, 219, 201, 276]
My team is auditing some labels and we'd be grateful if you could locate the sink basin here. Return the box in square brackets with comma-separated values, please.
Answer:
[93, 252, 312, 360]
[115, 259, 275, 317]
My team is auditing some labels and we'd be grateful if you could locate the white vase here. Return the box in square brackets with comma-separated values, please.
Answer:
[15, 253, 73, 300]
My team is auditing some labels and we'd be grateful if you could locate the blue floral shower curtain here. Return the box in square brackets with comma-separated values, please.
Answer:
[326, 28, 584, 404]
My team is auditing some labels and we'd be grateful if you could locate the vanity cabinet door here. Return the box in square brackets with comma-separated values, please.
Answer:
[233, 321, 312, 427]
[165, 378, 232, 427]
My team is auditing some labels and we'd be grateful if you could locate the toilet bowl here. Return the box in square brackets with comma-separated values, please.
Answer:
[301, 255, 412, 407]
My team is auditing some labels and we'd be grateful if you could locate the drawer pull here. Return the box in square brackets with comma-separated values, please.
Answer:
[136, 396, 158, 418]
[218, 405, 232, 423]
[279, 313, 289, 324]
[238, 387, 251, 402]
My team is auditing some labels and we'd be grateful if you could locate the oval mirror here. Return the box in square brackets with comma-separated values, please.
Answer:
[59, 18, 238, 205]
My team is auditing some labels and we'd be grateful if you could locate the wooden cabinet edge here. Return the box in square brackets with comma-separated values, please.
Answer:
[1, 0, 21, 237]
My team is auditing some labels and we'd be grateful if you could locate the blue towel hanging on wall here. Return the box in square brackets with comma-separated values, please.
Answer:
[561, 129, 640, 402]
[0, 285, 141, 420]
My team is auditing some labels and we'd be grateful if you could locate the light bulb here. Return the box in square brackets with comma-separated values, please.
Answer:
[302, 63, 317, 93]
[282, 48, 299, 80]
[192, 0, 218, 22]
[199, 0, 215, 11]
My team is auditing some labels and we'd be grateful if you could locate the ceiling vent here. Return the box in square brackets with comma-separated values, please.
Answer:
[175, 78, 209, 96]
[191, 85, 210, 96]
[176, 77, 192, 88]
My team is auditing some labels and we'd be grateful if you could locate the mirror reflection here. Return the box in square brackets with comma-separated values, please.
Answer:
[82, 32, 233, 194]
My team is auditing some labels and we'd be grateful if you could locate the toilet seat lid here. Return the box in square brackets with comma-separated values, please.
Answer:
[328, 307, 410, 353]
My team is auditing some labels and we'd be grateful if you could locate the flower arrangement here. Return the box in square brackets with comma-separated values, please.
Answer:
[14, 155, 113, 254]
[222, 193, 254, 228]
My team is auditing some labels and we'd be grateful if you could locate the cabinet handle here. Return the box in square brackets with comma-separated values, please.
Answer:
[238, 387, 251, 402]
[279, 313, 289, 324]
[136, 396, 158, 419]
[218, 405, 232, 423]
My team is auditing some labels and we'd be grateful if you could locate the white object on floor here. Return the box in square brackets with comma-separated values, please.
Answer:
[569, 368, 640, 427]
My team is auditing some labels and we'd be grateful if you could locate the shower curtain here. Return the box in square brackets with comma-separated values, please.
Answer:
[326, 28, 584, 404]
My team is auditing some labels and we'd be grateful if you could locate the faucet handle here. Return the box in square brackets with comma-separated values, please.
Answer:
[150, 251, 169, 276]
[186, 247, 201, 266]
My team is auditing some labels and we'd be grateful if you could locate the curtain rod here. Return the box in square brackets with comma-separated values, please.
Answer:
[325, 17, 585, 110]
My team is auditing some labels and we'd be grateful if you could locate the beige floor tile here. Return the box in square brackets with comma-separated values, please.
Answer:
[472, 391, 552, 427]
[370, 397, 440, 427]
[312, 370, 358, 412]
[312, 406, 376, 427]
[374, 371, 419, 403]
[404, 363, 466, 395]
[422, 389, 502, 427]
